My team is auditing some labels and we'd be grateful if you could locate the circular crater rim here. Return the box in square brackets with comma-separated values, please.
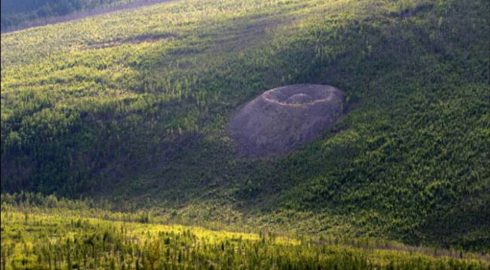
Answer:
[261, 85, 335, 106]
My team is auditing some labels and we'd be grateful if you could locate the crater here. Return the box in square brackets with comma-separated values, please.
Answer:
[229, 84, 345, 157]
[286, 93, 313, 104]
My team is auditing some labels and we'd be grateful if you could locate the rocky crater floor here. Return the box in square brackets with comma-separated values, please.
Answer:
[229, 84, 345, 157]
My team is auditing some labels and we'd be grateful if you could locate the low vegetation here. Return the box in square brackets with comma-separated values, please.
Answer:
[1, 194, 488, 269]
[1, 0, 136, 31]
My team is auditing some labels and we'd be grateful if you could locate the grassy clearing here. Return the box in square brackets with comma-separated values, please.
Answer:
[1, 202, 488, 269]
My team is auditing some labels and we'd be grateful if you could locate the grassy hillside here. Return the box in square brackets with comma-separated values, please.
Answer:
[1, 197, 488, 269]
[1, 0, 489, 252]
[0, 0, 138, 31]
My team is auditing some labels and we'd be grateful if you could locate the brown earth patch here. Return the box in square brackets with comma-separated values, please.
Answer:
[229, 84, 345, 157]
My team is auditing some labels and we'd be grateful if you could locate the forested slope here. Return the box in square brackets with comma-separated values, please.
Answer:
[3, 196, 488, 269]
[1, 0, 489, 251]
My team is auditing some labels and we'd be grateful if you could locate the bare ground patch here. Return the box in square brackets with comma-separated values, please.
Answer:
[229, 84, 345, 157]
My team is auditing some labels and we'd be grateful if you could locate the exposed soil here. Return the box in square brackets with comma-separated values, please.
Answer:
[229, 84, 345, 157]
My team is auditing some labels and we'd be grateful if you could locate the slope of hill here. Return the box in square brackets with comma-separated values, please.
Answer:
[1, 0, 489, 252]
[0, 0, 168, 32]
[2, 196, 489, 269]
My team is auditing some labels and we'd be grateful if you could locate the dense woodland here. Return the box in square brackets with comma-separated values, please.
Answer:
[1, 0, 489, 266]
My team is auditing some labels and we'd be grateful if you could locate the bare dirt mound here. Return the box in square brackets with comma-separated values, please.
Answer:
[229, 84, 345, 157]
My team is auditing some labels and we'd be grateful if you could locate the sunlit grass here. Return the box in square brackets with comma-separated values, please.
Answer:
[2, 205, 487, 269]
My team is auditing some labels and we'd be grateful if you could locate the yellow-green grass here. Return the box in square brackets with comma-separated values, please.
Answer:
[1, 206, 488, 269]
[1, 0, 489, 254]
